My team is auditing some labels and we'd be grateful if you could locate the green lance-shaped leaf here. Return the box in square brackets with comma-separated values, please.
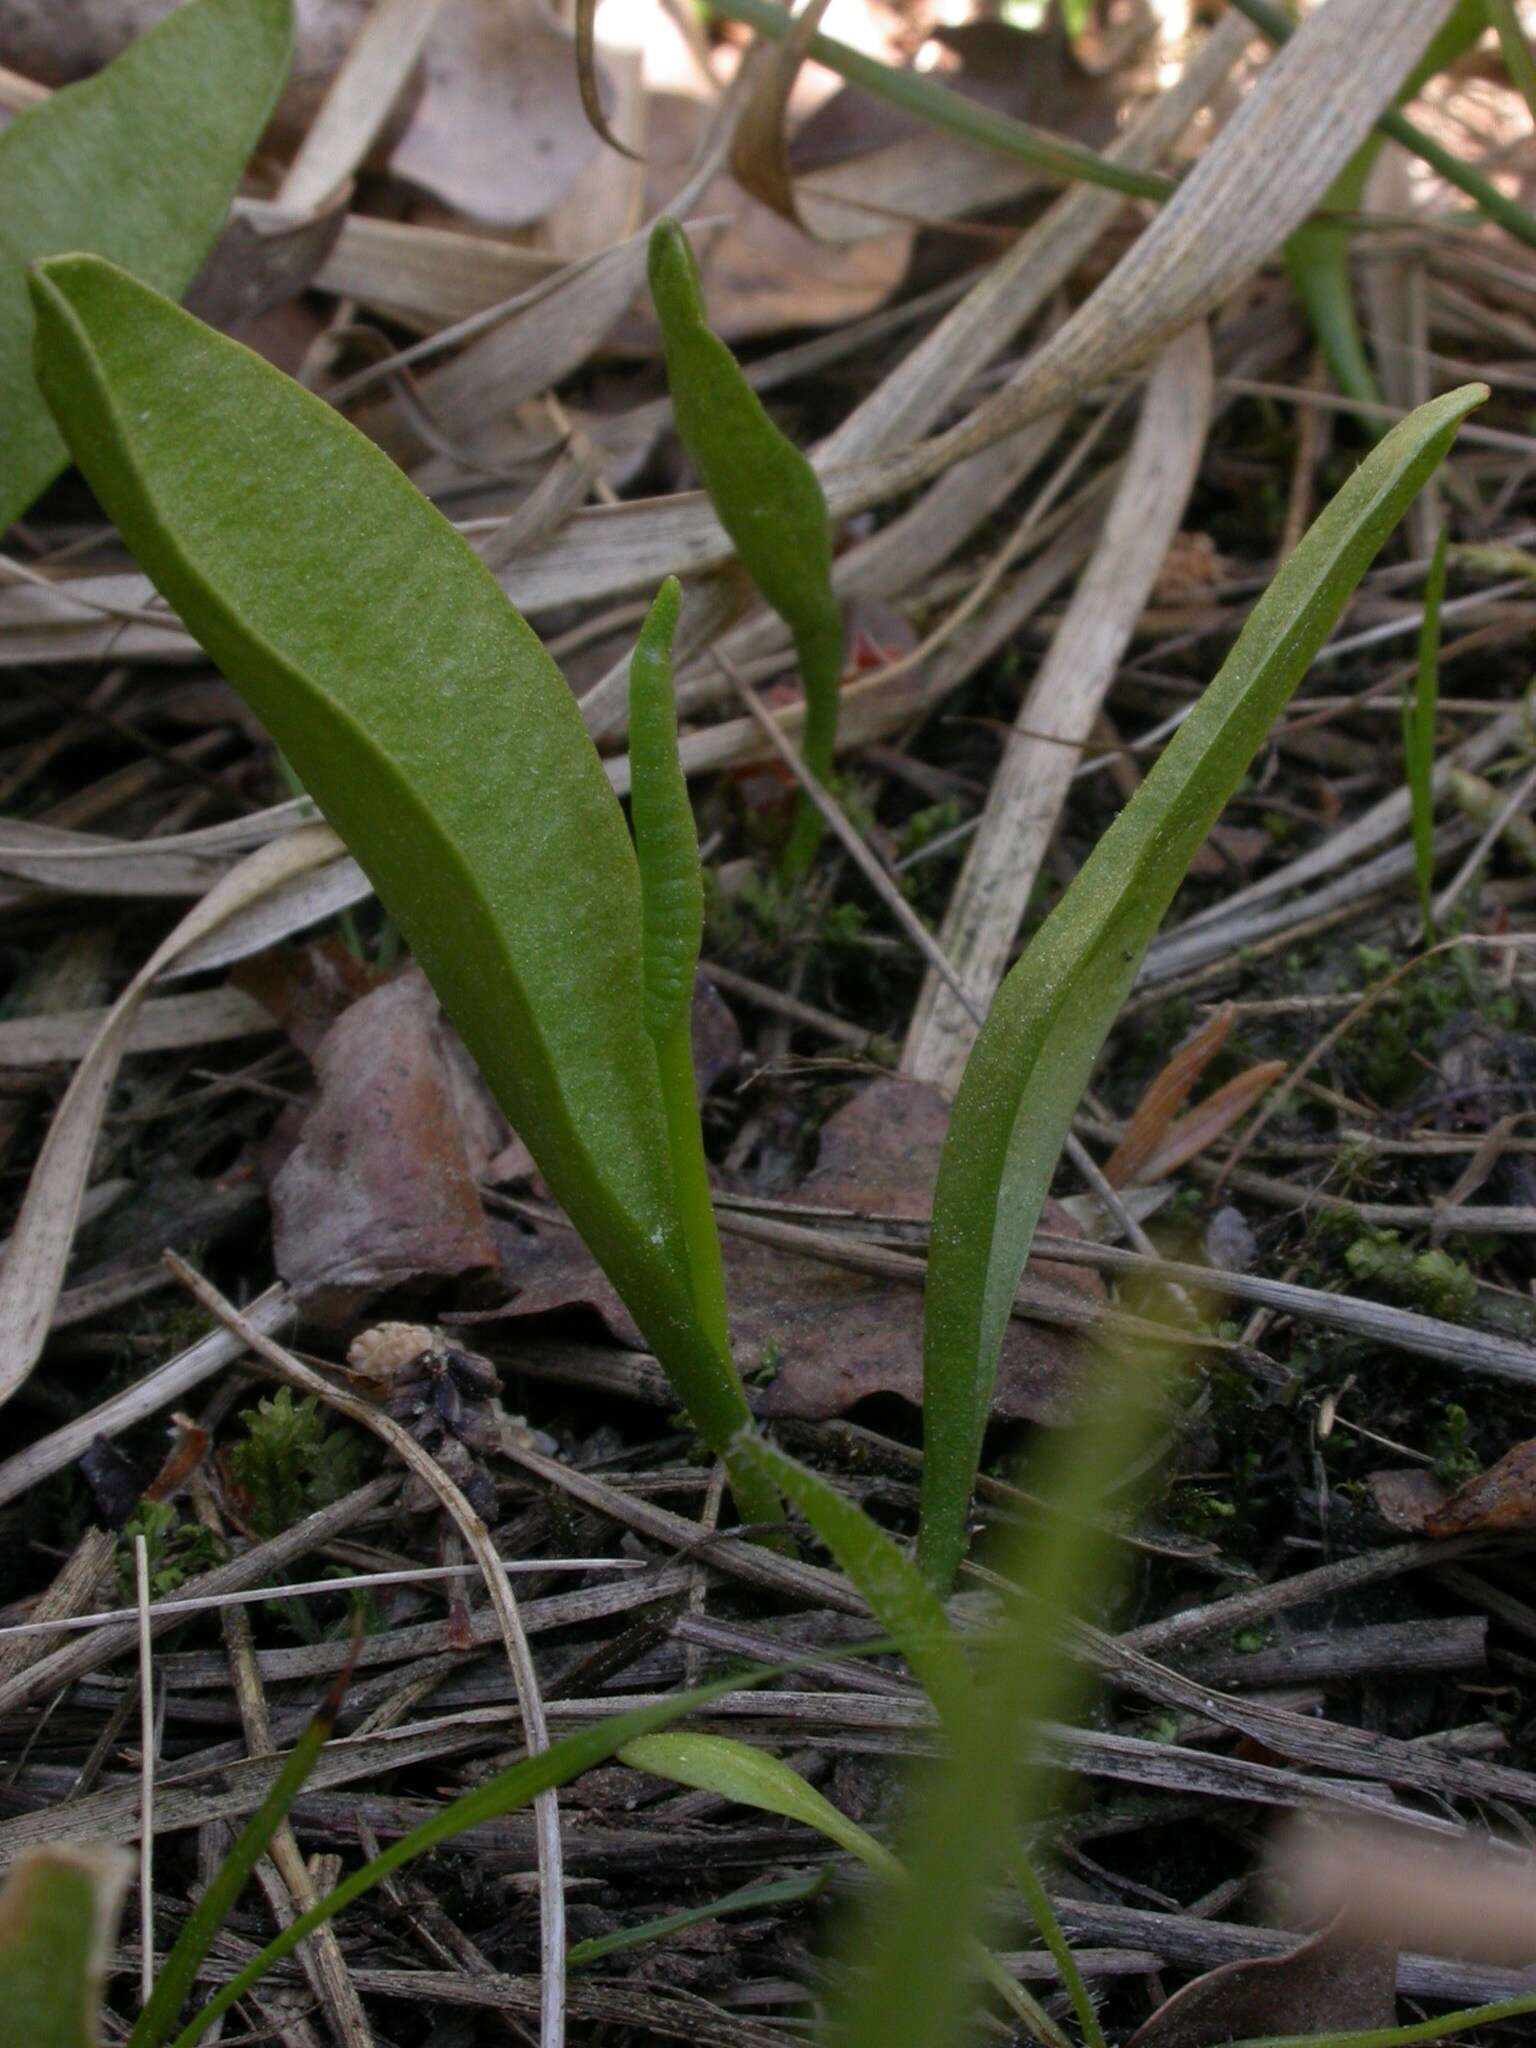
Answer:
[30, 256, 778, 1536]
[730, 1429, 969, 1729]
[622, 1732, 1071, 2048]
[0, 1845, 129, 2048]
[629, 576, 730, 1355]
[647, 218, 843, 878]
[917, 382, 1486, 1591]
[1282, 0, 1485, 422]
[0, 0, 293, 535]
[837, 1339, 1166, 2048]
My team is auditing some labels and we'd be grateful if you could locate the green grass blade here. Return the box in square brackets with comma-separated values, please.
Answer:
[1405, 528, 1447, 935]
[1230, 1992, 1536, 2048]
[622, 1732, 901, 1872]
[0, 1847, 128, 2048]
[1485, 0, 1536, 124]
[0, 0, 292, 534]
[29, 256, 777, 1528]
[566, 1872, 827, 1968]
[705, 0, 1171, 203]
[629, 576, 732, 1360]
[169, 1669, 783, 2048]
[1281, 3, 1484, 421]
[837, 1342, 1168, 2048]
[129, 1657, 350, 2048]
[917, 382, 1485, 1591]
[1230, 0, 1536, 254]
[729, 1430, 969, 1727]
[647, 219, 843, 879]
[622, 1732, 1071, 2048]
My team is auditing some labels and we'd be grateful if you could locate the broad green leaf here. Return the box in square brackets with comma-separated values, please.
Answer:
[623, 1732, 1071, 2048]
[169, 1666, 785, 2048]
[917, 382, 1485, 1590]
[730, 1429, 969, 1728]
[0, 0, 293, 534]
[648, 219, 843, 876]
[0, 1846, 128, 2048]
[629, 575, 730, 1355]
[837, 1342, 1165, 2048]
[622, 1732, 900, 1872]
[129, 1655, 350, 2048]
[29, 256, 778, 1533]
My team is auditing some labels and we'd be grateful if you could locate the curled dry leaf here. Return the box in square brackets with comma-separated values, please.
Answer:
[1122, 1914, 1397, 2048]
[269, 968, 505, 1322]
[729, 0, 837, 227]
[1136, 1061, 1289, 1184]
[387, 0, 601, 229]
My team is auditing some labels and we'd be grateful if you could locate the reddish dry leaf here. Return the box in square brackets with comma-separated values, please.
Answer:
[488, 1074, 1099, 1426]
[1123, 1916, 1397, 2048]
[269, 969, 504, 1322]
[233, 934, 383, 1058]
[1425, 1434, 1536, 1536]
[1366, 1467, 1449, 1533]
[1135, 1060, 1288, 1183]
[1105, 1006, 1233, 1187]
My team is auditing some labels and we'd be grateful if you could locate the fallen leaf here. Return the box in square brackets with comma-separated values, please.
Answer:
[486, 1073, 1100, 1426]
[1123, 1916, 1397, 2048]
[1425, 1435, 1536, 1537]
[1136, 1061, 1288, 1184]
[1366, 1467, 1448, 1533]
[269, 968, 504, 1321]
[1106, 1006, 1233, 1187]
[233, 933, 383, 1057]
[625, 91, 910, 342]
[387, 0, 601, 229]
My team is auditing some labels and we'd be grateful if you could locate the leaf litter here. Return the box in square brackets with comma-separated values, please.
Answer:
[9, 2, 1536, 2043]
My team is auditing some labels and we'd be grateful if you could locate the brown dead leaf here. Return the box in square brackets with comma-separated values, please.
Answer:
[1425, 1435, 1536, 1537]
[486, 1074, 1096, 1425]
[1123, 1916, 1397, 2048]
[1105, 1007, 1233, 1187]
[269, 968, 504, 1322]
[232, 934, 383, 1058]
[1136, 1061, 1288, 1184]
[1366, 1467, 1448, 1534]
[628, 91, 910, 341]
[387, 0, 601, 229]
[729, 0, 837, 227]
